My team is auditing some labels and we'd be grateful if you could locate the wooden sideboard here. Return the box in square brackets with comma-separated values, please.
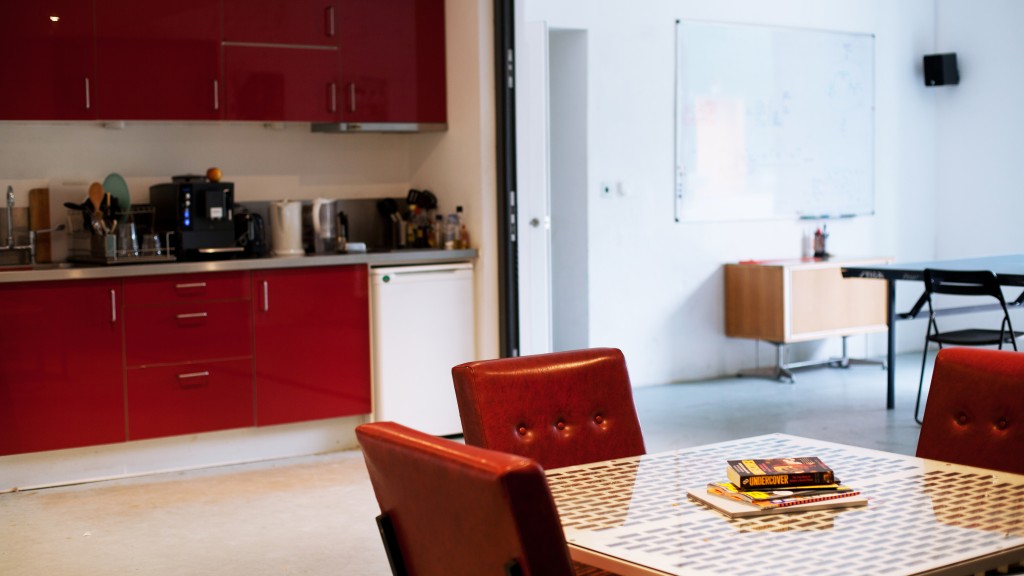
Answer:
[724, 257, 890, 380]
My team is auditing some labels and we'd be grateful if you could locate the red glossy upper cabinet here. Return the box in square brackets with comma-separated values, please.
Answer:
[94, 0, 222, 120]
[223, 0, 342, 122]
[0, 3, 96, 119]
[223, 46, 341, 122]
[338, 0, 447, 125]
[224, 0, 340, 47]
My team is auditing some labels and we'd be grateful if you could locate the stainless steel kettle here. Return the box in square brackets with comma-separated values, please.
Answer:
[303, 198, 338, 254]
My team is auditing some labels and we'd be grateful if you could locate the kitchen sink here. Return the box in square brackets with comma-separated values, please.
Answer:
[0, 247, 32, 267]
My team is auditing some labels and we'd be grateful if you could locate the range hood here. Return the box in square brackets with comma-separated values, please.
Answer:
[311, 122, 447, 134]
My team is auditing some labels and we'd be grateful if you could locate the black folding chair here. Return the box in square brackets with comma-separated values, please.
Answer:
[915, 269, 1022, 424]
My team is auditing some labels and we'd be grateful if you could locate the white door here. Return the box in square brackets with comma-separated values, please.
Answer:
[516, 20, 553, 356]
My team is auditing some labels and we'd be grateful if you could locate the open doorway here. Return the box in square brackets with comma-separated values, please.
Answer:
[517, 24, 589, 355]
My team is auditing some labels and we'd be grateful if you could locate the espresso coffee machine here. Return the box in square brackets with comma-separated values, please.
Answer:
[150, 177, 243, 260]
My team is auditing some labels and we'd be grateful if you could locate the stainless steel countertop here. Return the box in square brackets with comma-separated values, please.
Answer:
[0, 249, 477, 284]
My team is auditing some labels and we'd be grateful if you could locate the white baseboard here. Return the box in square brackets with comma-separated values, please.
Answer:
[0, 415, 367, 492]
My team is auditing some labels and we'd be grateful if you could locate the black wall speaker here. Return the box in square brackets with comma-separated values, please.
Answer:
[924, 53, 959, 86]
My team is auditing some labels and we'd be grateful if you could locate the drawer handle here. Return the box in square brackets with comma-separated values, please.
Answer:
[176, 312, 209, 320]
[177, 371, 210, 389]
[175, 282, 207, 290]
[325, 5, 336, 37]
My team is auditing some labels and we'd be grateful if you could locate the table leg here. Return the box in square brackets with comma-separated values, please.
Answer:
[886, 279, 896, 410]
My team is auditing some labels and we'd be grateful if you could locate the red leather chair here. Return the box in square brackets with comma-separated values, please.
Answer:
[916, 348, 1024, 475]
[451, 348, 646, 470]
[356, 421, 583, 576]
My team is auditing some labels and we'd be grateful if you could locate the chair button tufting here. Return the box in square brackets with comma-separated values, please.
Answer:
[594, 414, 604, 424]
[996, 417, 1009, 430]
[555, 421, 566, 431]
[517, 425, 528, 436]
[956, 412, 969, 425]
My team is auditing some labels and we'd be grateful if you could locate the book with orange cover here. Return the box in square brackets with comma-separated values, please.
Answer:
[707, 481, 853, 504]
[706, 481, 860, 508]
[688, 486, 867, 518]
[726, 456, 834, 490]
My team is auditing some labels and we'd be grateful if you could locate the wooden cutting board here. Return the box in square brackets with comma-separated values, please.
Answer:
[29, 188, 50, 263]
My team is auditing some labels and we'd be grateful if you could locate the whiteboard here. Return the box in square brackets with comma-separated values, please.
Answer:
[674, 20, 874, 221]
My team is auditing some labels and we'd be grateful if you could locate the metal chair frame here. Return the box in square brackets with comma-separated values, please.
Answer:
[915, 269, 1020, 424]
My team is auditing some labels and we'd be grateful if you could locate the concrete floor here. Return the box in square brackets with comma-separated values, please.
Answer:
[0, 353, 926, 576]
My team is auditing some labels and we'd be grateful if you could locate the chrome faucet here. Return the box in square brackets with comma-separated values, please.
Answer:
[0, 186, 63, 265]
[5, 185, 13, 249]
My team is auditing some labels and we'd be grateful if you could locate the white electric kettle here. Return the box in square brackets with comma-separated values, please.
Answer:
[270, 200, 303, 257]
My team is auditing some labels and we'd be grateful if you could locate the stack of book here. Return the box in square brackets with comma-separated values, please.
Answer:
[687, 457, 868, 518]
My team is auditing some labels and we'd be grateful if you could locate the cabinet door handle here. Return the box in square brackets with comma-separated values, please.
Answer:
[213, 79, 220, 111]
[177, 371, 210, 389]
[325, 5, 336, 37]
[262, 280, 269, 312]
[349, 83, 356, 113]
[175, 312, 208, 320]
[84, 77, 91, 110]
[328, 82, 337, 113]
[110, 289, 116, 323]
[176, 282, 207, 290]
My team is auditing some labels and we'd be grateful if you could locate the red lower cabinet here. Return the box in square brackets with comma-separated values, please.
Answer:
[0, 280, 125, 456]
[123, 272, 254, 441]
[124, 300, 253, 367]
[253, 265, 371, 426]
[2, 264, 375, 455]
[127, 359, 254, 440]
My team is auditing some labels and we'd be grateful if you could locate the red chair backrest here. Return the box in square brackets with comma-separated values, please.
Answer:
[356, 422, 575, 576]
[917, 348, 1024, 475]
[452, 347, 646, 470]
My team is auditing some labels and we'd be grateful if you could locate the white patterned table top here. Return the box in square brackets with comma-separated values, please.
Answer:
[546, 434, 1024, 576]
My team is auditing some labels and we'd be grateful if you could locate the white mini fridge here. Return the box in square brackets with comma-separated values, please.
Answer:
[370, 263, 474, 436]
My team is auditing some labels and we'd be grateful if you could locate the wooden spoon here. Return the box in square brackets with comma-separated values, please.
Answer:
[88, 182, 106, 233]
[88, 182, 104, 212]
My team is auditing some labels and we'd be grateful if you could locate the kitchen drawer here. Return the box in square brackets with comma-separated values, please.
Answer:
[127, 358, 254, 440]
[125, 300, 252, 367]
[123, 271, 251, 306]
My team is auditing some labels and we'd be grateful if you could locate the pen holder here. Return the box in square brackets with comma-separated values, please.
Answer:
[813, 230, 829, 258]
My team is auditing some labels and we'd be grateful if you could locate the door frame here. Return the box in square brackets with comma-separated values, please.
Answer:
[494, 0, 519, 357]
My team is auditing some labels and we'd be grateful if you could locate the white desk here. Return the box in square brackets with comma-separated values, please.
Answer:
[547, 434, 1024, 576]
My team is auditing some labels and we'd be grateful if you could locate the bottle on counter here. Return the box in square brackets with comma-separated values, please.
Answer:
[406, 205, 419, 247]
[443, 212, 459, 249]
[430, 214, 441, 248]
[456, 205, 469, 249]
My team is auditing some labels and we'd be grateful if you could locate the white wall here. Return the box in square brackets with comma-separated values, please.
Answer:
[522, 0, 940, 385]
[935, 0, 1024, 259]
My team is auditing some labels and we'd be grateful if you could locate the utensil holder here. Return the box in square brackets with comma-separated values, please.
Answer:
[67, 205, 175, 265]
